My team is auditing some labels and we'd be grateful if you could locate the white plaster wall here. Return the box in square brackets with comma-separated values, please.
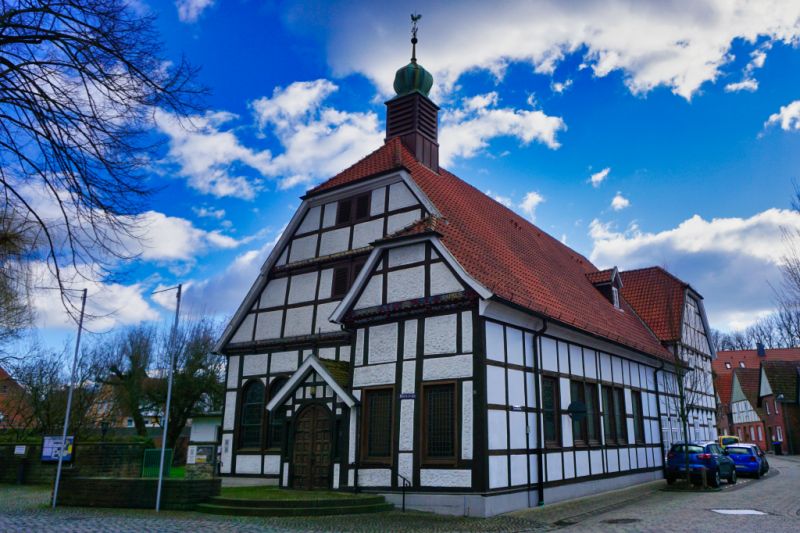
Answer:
[525, 372, 536, 407]
[569, 345, 584, 376]
[485, 322, 505, 362]
[388, 243, 425, 267]
[368, 323, 398, 363]
[322, 202, 337, 228]
[547, 453, 563, 481]
[276, 248, 288, 266]
[348, 409, 357, 463]
[462, 381, 473, 460]
[401, 361, 416, 393]
[297, 205, 321, 233]
[488, 410, 508, 449]
[264, 455, 281, 475]
[510, 454, 527, 486]
[398, 453, 413, 484]
[527, 413, 539, 448]
[386, 209, 422, 234]
[430, 263, 463, 295]
[355, 328, 364, 365]
[236, 455, 261, 474]
[423, 354, 472, 380]
[254, 310, 283, 340]
[507, 369, 525, 406]
[529, 455, 539, 484]
[371, 187, 386, 216]
[606, 449, 619, 472]
[590, 450, 603, 474]
[506, 328, 524, 366]
[358, 469, 391, 487]
[561, 414, 574, 448]
[541, 337, 558, 371]
[423, 314, 457, 354]
[260, 277, 287, 308]
[318, 227, 350, 256]
[584, 350, 597, 379]
[388, 182, 417, 210]
[355, 276, 383, 309]
[462, 312, 473, 353]
[282, 463, 289, 487]
[223, 391, 236, 430]
[563, 451, 575, 479]
[288, 271, 318, 304]
[289, 235, 317, 262]
[486, 366, 506, 405]
[333, 463, 340, 489]
[489, 456, 509, 489]
[271, 351, 299, 373]
[599, 352, 612, 380]
[353, 363, 396, 387]
[576, 450, 590, 477]
[227, 356, 239, 389]
[242, 354, 268, 376]
[612, 357, 623, 384]
[283, 306, 313, 337]
[352, 219, 383, 249]
[231, 314, 255, 343]
[421, 469, 472, 487]
[399, 400, 414, 451]
[620, 449, 630, 471]
[509, 411, 527, 449]
[637, 448, 647, 469]
[220, 434, 232, 474]
[315, 302, 340, 333]
[558, 341, 569, 373]
[387, 266, 425, 302]
[404, 320, 417, 359]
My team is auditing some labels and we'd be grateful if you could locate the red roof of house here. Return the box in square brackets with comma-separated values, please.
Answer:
[308, 138, 673, 361]
[619, 267, 687, 343]
[716, 372, 734, 405]
[713, 348, 800, 376]
[586, 269, 615, 285]
[733, 368, 764, 417]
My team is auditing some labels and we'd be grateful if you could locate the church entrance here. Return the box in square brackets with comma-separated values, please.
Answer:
[291, 404, 333, 490]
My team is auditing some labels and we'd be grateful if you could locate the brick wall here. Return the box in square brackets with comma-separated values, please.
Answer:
[0, 442, 148, 484]
[57, 477, 221, 510]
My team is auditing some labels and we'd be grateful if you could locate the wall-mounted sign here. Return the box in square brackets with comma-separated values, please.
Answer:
[399, 393, 416, 400]
[13, 445, 27, 456]
[41, 436, 74, 463]
[186, 445, 197, 465]
[510, 405, 524, 412]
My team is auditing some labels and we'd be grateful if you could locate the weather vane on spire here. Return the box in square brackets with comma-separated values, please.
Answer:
[410, 12, 422, 62]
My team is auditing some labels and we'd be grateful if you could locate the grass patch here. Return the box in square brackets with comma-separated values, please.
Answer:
[220, 486, 368, 500]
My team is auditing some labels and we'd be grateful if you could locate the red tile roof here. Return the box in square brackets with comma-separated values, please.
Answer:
[586, 269, 615, 285]
[761, 361, 800, 402]
[619, 267, 687, 343]
[308, 139, 673, 361]
[713, 348, 800, 376]
[716, 372, 734, 405]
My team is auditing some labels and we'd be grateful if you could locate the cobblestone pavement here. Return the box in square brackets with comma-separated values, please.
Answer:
[1, 457, 798, 532]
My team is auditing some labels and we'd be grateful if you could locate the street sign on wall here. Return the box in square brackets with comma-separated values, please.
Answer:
[41, 436, 74, 463]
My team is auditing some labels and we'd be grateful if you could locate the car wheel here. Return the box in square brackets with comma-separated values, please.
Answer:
[710, 470, 721, 488]
[729, 470, 737, 484]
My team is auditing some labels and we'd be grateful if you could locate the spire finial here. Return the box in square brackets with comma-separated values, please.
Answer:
[410, 12, 422, 63]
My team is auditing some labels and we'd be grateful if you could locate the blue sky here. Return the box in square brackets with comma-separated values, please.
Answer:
[29, 0, 800, 346]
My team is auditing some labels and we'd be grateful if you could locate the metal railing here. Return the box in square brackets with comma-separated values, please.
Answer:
[396, 474, 411, 512]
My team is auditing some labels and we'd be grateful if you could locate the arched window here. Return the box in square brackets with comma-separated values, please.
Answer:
[239, 380, 264, 449]
[268, 377, 288, 449]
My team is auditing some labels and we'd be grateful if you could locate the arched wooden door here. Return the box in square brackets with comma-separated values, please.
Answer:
[291, 404, 333, 490]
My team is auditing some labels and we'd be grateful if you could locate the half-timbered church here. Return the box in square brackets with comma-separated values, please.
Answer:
[214, 35, 718, 516]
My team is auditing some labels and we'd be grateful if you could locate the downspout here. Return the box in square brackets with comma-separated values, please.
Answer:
[353, 403, 360, 493]
[654, 357, 667, 474]
[533, 319, 548, 507]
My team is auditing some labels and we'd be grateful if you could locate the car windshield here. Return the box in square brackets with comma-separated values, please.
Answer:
[725, 447, 752, 455]
[671, 445, 704, 454]
[721, 437, 738, 445]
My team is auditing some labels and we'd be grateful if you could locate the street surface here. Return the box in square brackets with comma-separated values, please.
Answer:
[0, 456, 797, 532]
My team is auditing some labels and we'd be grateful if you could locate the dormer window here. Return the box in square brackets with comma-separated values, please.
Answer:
[725, 362, 731, 369]
[612, 286, 620, 309]
[331, 258, 366, 298]
[336, 193, 371, 225]
[739, 362, 745, 368]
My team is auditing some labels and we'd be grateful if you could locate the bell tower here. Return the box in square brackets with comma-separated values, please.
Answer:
[385, 14, 439, 172]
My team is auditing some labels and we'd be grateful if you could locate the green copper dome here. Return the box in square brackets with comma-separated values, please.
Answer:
[393, 60, 433, 97]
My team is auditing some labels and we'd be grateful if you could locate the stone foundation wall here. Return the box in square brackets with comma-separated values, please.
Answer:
[57, 477, 221, 510]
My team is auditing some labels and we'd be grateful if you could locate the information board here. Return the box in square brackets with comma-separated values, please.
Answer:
[41, 436, 74, 463]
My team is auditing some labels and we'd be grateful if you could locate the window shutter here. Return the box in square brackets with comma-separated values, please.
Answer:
[331, 266, 350, 297]
[336, 199, 352, 225]
[355, 194, 370, 221]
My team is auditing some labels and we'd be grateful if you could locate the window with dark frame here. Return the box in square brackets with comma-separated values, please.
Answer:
[602, 385, 628, 445]
[331, 258, 367, 298]
[362, 388, 394, 462]
[571, 380, 600, 446]
[631, 390, 646, 444]
[422, 383, 457, 462]
[239, 381, 264, 449]
[542, 376, 561, 447]
[267, 377, 288, 449]
[336, 193, 371, 225]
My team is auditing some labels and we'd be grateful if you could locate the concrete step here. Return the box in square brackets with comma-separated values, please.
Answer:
[195, 501, 394, 517]
[207, 495, 386, 508]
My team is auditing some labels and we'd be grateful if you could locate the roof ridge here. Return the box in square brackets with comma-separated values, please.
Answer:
[621, 265, 689, 287]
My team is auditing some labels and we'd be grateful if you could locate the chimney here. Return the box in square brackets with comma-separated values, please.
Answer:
[756, 342, 766, 357]
[386, 15, 439, 172]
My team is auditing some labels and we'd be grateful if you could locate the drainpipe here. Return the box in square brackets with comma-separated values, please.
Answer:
[353, 403, 360, 493]
[532, 319, 548, 507]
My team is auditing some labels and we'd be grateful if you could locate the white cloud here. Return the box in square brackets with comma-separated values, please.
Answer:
[155, 109, 270, 199]
[519, 191, 545, 221]
[192, 206, 226, 219]
[590, 167, 611, 188]
[485, 189, 513, 208]
[765, 100, 800, 131]
[439, 92, 565, 165]
[724, 79, 758, 92]
[325, 1, 800, 100]
[611, 192, 631, 211]
[551, 79, 573, 94]
[175, 0, 214, 23]
[589, 208, 800, 330]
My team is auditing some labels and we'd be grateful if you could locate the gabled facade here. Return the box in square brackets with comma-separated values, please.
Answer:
[729, 368, 767, 450]
[214, 44, 717, 516]
[758, 360, 800, 454]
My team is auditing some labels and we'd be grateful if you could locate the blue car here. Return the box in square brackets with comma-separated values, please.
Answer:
[725, 443, 769, 478]
[665, 441, 737, 487]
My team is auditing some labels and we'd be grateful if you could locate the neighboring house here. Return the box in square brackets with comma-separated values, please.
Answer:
[619, 267, 717, 449]
[758, 361, 800, 454]
[729, 368, 767, 450]
[213, 46, 717, 516]
[0, 366, 28, 429]
[86, 383, 163, 430]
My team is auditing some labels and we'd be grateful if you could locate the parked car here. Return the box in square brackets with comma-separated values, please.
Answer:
[718, 435, 740, 448]
[665, 441, 737, 487]
[725, 443, 769, 478]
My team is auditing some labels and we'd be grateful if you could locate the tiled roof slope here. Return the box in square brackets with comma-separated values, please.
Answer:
[761, 361, 800, 403]
[307, 139, 673, 361]
[716, 373, 734, 405]
[733, 368, 763, 415]
[586, 269, 615, 285]
[714, 348, 800, 376]
[619, 267, 687, 343]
